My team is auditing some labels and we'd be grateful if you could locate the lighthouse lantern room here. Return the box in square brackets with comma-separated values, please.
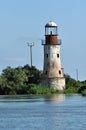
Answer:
[42, 21, 65, 90]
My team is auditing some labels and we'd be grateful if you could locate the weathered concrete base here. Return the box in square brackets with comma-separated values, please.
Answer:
[42, 77, 65, 91]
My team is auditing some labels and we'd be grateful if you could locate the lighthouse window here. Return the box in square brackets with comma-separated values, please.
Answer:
[46, 54, 48, 58]
[45, 71, 48, 74]
[57, 54, 59, 58]
[59, 70, 61, 74]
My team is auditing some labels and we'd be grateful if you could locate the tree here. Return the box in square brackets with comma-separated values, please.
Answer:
[23, 65, 42, 84]
[2, 66, 28, 86]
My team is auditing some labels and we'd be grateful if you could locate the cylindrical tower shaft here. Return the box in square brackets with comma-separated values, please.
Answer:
[43, 45, 64, 78]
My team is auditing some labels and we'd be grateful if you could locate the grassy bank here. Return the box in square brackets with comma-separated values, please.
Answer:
[5, 84, 59, 95]
[24, 84, 59, 95]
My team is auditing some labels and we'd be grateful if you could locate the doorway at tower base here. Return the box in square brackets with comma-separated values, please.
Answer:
[42, 77, 65, 91]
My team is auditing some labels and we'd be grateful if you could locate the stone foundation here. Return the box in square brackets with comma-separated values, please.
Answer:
[42, 77, 65, 91]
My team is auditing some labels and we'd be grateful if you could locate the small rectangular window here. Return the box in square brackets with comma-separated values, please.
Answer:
[59, 70, 61, 74]
[57, 54, 59, 58]
[46, 54, 48, 58]
[45, 71, 48, 74]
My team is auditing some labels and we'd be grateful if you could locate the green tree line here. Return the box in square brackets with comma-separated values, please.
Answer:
[0, 65, 86, 95]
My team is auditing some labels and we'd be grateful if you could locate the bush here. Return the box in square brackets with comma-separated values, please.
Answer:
[14, 84, 29, 94]
[78, 85, 86, 93]
[64, 87, 77, 94]
[81, 89, 86, 96]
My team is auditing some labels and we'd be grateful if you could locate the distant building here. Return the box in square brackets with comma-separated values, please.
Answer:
[42, 21, 65, 90]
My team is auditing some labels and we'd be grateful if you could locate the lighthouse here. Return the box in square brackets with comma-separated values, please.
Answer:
[42, 21, 65, 90]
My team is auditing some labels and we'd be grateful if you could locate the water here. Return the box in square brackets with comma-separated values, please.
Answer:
[0, 94, 86, 130]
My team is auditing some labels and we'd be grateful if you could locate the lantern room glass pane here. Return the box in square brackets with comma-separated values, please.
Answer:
[45, 27, 57, 35]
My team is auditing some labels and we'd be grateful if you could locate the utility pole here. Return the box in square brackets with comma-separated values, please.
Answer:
[27, 42, 34, 67]
[76, 69, 78, 81]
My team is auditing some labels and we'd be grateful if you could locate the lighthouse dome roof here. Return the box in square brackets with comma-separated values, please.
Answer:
[45, 21, 57, 27]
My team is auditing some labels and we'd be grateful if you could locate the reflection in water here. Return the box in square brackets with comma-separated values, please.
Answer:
[43, 94, 66, 130]
[45, 94, 65, 103]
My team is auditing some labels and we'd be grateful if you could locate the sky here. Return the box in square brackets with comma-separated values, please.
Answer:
[0, 0, 86, 81]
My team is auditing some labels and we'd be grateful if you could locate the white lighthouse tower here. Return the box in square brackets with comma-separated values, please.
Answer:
[42, 21, 65, 90]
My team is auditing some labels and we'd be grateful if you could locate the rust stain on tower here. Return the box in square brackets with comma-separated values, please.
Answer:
[46, 35, 57, 44]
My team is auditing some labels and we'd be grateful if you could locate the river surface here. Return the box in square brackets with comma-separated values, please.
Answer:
[0, 94, 86, 130]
